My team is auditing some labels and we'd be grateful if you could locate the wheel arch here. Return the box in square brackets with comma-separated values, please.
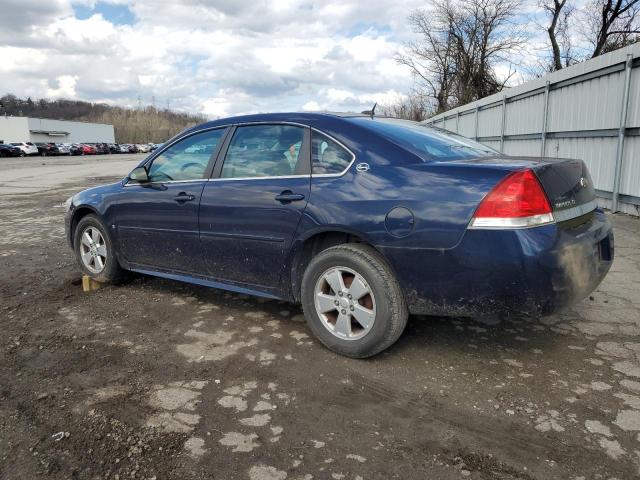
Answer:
[287, 226, 394, 303]
[69, 205, 100, 247]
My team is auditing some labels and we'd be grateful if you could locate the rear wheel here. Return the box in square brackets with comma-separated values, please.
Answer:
[73, 214, 124, 283]
[301, 244, 408, 358]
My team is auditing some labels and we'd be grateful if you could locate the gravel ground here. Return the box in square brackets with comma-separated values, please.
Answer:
[1, 156, 640, 480]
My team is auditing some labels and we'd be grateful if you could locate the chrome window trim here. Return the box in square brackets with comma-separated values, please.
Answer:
[208, 175, 308, 182]
[124, 121, 358, 185]
[309, 127, 356, 178]
[210, 123, 357, 181]
[123, 125, 231, 185]
[124, 179, 207, 188]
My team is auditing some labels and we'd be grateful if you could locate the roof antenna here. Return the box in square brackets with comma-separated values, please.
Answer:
[361, 102, 377, 118]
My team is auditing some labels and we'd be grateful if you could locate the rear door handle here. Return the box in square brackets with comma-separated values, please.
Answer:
[275, 191, 305, 203]
[174, 192, 195, 203]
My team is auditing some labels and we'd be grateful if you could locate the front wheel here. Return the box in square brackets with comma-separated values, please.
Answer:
[301, 244, 408, 358]
[73, 214, 124, 283]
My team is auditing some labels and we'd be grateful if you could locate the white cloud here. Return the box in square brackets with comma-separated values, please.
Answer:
[46, 75, 78, 98]
[0, 0, 590, 118]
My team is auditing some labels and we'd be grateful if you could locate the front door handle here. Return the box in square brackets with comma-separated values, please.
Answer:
[174, 192, 195, 203]
[275, 191, 305, 203]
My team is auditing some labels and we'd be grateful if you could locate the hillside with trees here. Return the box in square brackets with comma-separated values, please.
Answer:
[0, 94, 207, 143]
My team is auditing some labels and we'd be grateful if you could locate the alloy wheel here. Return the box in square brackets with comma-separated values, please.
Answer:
[314, 266, 376, 341]
[79, 226, 107, 274]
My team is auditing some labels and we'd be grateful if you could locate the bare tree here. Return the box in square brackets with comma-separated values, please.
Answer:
[540, 0, 576, 70]
[379, 90, 432, 121]
[396, 0, 525, 114]
[396, 8, 457, 113]
[582, 0, 640, 57]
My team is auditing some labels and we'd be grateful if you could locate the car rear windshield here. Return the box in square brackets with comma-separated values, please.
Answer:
[350, 117, 497, 162]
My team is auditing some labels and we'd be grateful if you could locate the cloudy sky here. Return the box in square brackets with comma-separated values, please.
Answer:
[0, 0, 556, 118]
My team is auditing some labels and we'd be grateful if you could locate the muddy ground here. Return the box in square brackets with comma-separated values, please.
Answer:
[1, 156, 640, 480]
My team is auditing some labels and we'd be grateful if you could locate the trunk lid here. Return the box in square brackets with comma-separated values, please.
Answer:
[449, 155, 597, 220]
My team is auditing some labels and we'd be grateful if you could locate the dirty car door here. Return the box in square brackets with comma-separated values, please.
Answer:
[115, 128, 227, 273]
[199, 124, 311, 292]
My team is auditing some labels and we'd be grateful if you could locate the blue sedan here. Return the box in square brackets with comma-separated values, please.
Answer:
[64, 112, 614, 357]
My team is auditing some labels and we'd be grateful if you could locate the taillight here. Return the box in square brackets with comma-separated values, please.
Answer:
[469, 169, 554, 229]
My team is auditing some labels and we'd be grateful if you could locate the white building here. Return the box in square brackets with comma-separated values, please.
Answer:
[0, 116, 115, 144]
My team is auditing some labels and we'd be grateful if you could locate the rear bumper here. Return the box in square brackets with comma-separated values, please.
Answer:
[382, 209, 614, 317]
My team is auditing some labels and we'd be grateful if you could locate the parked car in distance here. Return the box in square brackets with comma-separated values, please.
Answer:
[10, 142, 38, 156]
[56, 144, 72, 155]
[64, 112, 614, 358]
[0, 143, 23, 157]
[136, 144, 151, 153]
[93, 143, 110, 155]
[108, 143, 120, 154]
[118, 144, 130, 153]
[35, 142, 61, 156]
[68, 144, 83, 155]
[79, 144, 96, 155]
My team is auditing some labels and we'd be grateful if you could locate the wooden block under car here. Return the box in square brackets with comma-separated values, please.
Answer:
[82, 275, 102, 292]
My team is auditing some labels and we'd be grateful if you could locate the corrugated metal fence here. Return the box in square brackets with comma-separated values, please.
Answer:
[424, 43, 640, 216]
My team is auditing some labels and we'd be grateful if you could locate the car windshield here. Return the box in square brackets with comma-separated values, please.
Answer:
[350, 117, 498, 162]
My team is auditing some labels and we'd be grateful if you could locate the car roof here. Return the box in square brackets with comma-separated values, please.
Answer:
[190, 111, 404, 130]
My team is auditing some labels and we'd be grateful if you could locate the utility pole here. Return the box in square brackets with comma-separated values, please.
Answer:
[137, 95, 142, 110]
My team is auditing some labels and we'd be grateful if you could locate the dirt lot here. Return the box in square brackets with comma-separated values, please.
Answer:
[1, 155, 640, 480]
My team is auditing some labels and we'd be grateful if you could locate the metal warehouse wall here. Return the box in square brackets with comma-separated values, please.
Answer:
[424, 43, 640, 216]
[27, 118, 115, 143]
[0, 116, 115, 144]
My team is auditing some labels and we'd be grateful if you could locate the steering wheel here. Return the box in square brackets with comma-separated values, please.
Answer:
[151, 171, 173, 182]
[180, 162, 202, 172]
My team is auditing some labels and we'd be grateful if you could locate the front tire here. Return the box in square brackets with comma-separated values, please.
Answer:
[301, 244, 408, 358]
[73, 214, 124, 283]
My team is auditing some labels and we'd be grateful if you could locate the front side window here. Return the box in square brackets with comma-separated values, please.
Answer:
[147, 128, 225, 182]
[311, 132, 353, 175]
[220, 125, 306, 179]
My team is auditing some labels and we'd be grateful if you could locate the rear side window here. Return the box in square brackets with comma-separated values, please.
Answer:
[221, 125, 306, 178]
[311, 132, 353, 175]
[350, 117, 497, 162]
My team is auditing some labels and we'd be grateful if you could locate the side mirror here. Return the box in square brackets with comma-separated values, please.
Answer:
[129, 166, 149, 183]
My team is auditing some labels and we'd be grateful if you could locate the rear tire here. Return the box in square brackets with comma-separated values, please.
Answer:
[301, 244, 408, 358]
[73, 214, 124, 283]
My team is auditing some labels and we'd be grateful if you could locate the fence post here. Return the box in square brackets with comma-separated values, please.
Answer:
[456, 111, 460, 133]
[540, 80, 550, 157]
[474, 106, 479, 141]
[499, 96, 507, 153]
[612, 54, 633, 213]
